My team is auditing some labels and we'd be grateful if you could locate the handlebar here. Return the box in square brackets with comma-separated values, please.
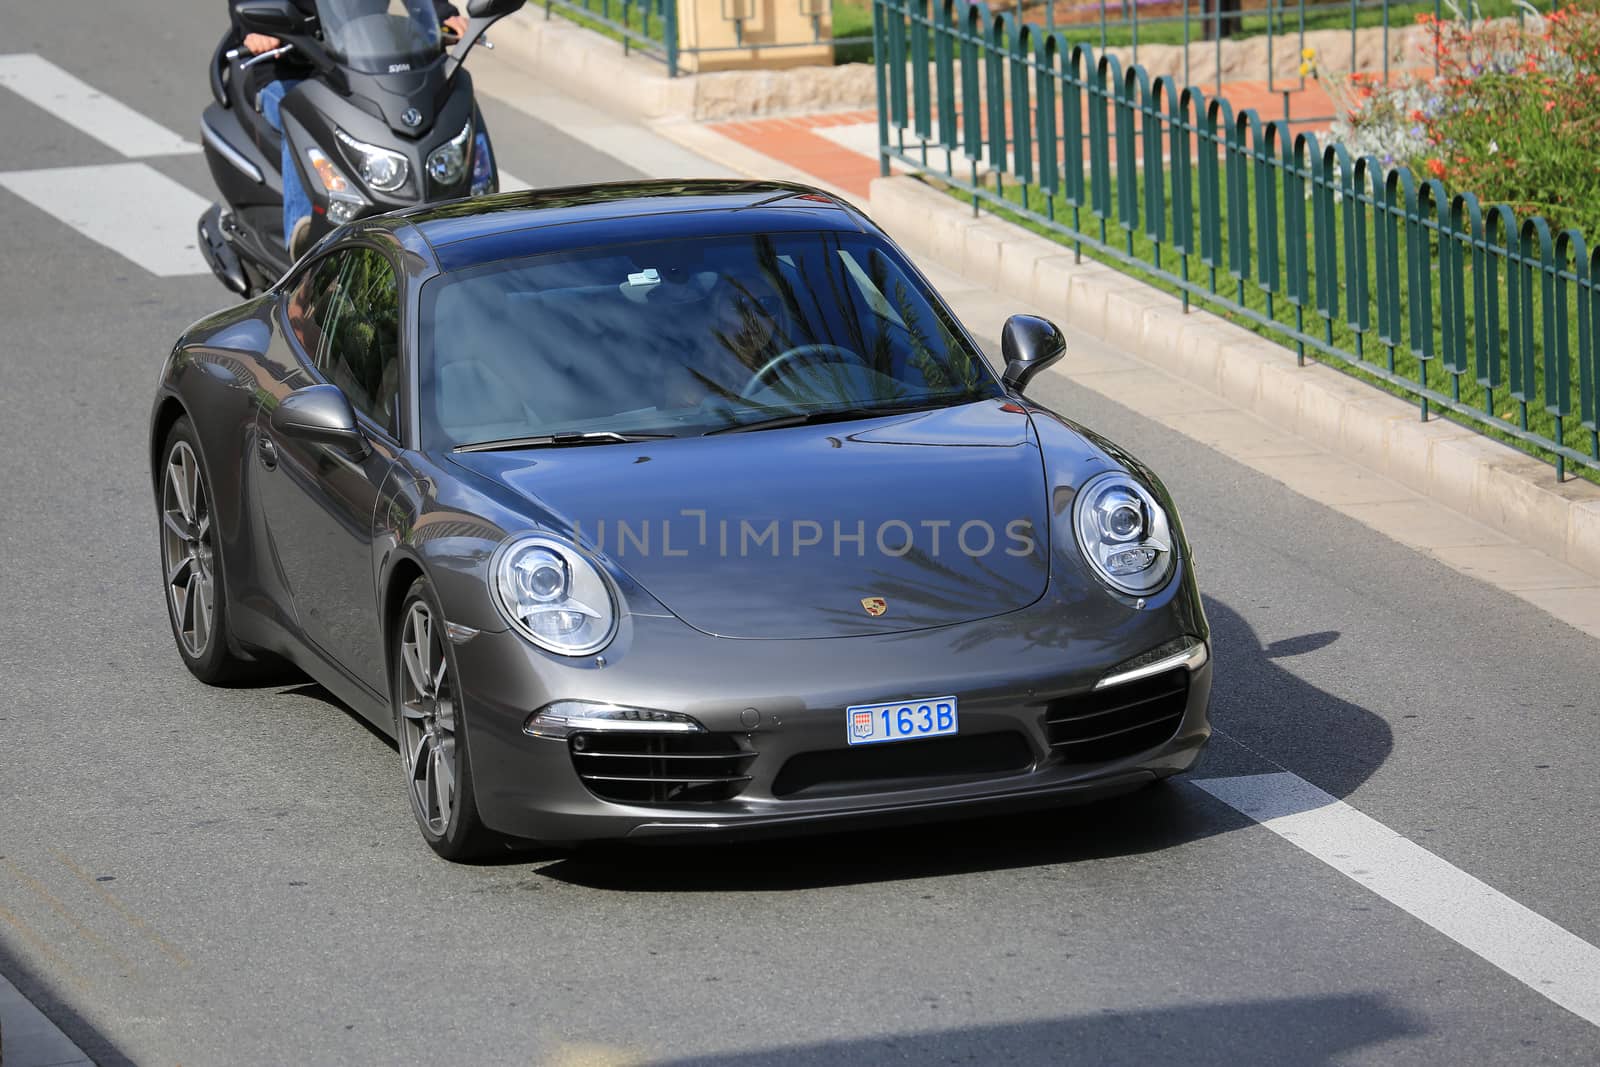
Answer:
[230, 43, 295, 69]
[441, 29, 493, 49]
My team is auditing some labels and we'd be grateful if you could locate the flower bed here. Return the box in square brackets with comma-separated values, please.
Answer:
[1318, 3, 1600, 239]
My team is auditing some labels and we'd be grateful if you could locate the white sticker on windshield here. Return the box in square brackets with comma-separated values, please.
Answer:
[626, 267, 660, 286]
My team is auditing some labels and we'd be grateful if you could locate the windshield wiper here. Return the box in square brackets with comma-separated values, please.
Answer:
[704, 402, 944, 436]
[454, 430, 674, 453]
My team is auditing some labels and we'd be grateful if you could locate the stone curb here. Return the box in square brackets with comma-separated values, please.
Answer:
[488, 10, 874, 122]
[868, 175, 1600, 580]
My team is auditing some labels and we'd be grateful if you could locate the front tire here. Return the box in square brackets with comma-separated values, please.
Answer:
[158, 418, 254, 684]
[393, 577, 500, 861]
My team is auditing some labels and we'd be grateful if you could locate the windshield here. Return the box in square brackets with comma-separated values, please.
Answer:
[316, 0, 441, 74]
[418, 231, 1003, 450]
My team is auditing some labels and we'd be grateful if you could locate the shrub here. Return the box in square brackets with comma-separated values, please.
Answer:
[1318, 2, 1600, 240]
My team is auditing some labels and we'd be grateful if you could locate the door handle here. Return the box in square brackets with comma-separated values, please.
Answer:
[257, 435, 279, 470]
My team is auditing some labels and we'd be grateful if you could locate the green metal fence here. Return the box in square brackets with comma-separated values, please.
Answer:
[872, 0, 1600, 479]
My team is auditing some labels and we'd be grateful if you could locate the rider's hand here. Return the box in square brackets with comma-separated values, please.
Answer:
[443, 15, 468, 38]
[243, 33, 282, 54]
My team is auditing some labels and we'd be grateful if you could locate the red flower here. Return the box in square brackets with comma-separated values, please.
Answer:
[1427, 158, 1447, 179]
[1408, 109, 1427, 122]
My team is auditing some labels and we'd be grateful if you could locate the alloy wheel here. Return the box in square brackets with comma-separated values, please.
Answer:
[161, 441, 215, 659]
[398, 601, 457, 836]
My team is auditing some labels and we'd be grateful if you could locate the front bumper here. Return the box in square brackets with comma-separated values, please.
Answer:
[454, 582, 1212, 845]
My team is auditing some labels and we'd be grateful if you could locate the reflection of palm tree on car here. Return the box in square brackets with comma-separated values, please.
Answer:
[712, 235, 985, 410]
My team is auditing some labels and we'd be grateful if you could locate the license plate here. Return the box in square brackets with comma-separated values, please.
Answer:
[846, 696, 959, 746]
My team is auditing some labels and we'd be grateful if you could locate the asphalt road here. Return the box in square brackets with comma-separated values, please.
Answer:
[3, 3, 1600, 1064]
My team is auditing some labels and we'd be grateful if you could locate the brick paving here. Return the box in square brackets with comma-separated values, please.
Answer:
[710, 78, 1348, 199]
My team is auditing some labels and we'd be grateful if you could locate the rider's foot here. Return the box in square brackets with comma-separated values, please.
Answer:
[288, 217, 312, 260]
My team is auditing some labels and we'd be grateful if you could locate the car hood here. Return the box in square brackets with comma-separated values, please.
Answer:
[448, 400, 1052, 639]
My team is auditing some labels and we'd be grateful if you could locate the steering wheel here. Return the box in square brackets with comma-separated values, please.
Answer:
[740, 344, 866, 400]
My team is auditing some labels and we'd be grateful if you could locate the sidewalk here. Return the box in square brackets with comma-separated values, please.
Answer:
[0, 971, 92, 1067]
[707, 80, 1341, 200]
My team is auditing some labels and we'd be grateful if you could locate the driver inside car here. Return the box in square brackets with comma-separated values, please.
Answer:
[230, 0, 468, 258]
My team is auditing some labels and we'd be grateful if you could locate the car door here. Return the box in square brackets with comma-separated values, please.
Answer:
[256, 244, 406, 696]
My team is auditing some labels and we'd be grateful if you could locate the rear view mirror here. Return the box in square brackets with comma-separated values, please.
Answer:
[1000, 314, 1067, 393]
[232, 0, 315, 36]
[465, 0, 527, 17]
[271, 384, 370, 457]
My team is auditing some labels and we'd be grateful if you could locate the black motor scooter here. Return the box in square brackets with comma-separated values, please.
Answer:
[199, 0, 525, 296]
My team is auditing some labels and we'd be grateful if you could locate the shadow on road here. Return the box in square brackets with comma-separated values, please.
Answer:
[1203, 597, 1392, 800]
[652, 993, 1421, 1066]
[0, 940, 136, 1067]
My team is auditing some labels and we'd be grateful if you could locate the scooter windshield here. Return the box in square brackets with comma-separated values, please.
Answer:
[317, 0, 442, 74]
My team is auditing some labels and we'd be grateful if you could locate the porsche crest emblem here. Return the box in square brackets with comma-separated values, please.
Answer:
[860, 597, 888, 617]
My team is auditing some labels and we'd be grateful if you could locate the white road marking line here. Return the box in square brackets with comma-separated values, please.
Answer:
[0, 163, 209, 277]
[1196, 772, 1600, 1028]
[0, 53, 198, 158]
[497, 169, 530, 193]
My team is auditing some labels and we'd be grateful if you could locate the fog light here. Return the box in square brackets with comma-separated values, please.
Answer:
[524, 701, 705, 738]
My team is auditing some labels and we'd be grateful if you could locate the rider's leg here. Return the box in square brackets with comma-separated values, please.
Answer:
[258, 80, 312, 253]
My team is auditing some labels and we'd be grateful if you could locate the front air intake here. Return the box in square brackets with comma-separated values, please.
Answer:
[1045, 667, 1190, 764]
[569, 731, 756, 804]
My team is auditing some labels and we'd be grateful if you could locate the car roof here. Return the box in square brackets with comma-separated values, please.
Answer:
[386, 179, 873, 273]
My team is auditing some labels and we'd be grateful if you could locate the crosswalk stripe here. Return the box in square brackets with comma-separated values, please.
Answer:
[0, 53, 198, 158]
[0, 163, 209, 277]
[1196, 772, 1600, 1029]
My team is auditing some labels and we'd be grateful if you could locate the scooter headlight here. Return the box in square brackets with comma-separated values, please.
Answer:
[427, 121, 472, 188]
[333, 128, 409, 193]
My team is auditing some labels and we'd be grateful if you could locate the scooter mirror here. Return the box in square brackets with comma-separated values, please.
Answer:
[465, 0, 527, 17]
[232, 0, 315, 37]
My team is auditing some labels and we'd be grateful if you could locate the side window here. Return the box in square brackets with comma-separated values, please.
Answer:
[285, 253, 347, 359]
[320, 248, 403, 436]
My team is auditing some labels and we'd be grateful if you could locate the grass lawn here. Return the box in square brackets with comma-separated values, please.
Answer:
[830, 0, 1535, 64]
[1047, 0, 1530, 50]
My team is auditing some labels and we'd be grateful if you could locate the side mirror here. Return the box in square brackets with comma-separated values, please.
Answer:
[465, 0, 526, 17]
[271, 384, 369, 457]
[232, 0, 314, 37]
[1000, 314, 1066, 393]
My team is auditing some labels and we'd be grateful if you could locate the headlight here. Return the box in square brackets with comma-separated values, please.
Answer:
[492, 535, 617, 655]
[1072, 470, 1175, 596]
[425, 122, 467, 188]
[427, 121, 472, 187]
[333, 128, 409, 193]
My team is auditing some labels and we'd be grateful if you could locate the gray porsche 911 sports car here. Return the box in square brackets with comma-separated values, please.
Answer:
[150, 179, 1211, 860]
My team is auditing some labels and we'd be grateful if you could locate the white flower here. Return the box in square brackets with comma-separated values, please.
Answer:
[1488, 139, 1499, 154]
